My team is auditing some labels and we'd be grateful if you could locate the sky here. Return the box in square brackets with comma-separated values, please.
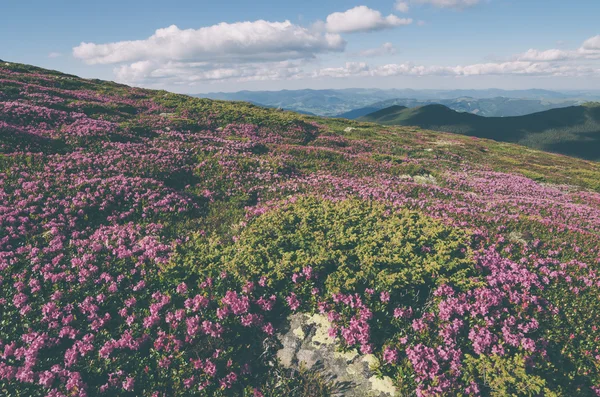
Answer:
[2, 0, 600, 93]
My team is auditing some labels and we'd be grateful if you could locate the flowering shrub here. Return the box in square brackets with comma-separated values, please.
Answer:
[1, 61, 600, 396]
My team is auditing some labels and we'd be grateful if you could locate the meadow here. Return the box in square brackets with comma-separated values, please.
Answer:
[1, 61, 600, 396]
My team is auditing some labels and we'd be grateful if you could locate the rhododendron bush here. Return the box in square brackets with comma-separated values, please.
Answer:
[1, 61, 600, 396]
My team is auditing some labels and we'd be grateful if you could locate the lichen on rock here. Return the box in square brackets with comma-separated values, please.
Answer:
[276, 313, 397, 397]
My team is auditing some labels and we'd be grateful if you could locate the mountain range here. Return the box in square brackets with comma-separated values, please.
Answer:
[359, 103, 600, 160]
[198, 88, 600, 117]
[336, 97, 586, 119]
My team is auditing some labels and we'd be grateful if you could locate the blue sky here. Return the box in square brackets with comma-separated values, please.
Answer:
[2, 0, 600, 93]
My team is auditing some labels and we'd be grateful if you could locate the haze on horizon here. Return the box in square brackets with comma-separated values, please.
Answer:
[3, 0, 600, 93]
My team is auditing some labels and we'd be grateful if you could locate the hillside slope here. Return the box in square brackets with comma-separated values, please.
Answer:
[359, 103, 600, 160]
[2, 61, 600, 397]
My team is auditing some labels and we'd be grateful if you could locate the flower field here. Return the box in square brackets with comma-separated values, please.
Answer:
[1, 61, 600, 396]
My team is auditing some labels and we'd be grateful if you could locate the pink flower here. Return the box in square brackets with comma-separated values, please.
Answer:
[383, 347, 399, 364]
[176, 282, 188, 294]
[286, 293, 301, 311]
[123, 377, 135, 391]
[262, 323, 274, 335]
[380, 291, 390, 303]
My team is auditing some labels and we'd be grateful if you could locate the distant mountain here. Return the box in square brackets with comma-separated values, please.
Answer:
[197, 89, 401, 117]
[337, 97, 585, 119]
[197, 88, 600, 117]
[240, 100, 317, 116]
[336, 107, 381, 119]
[359, 103, 600, 160]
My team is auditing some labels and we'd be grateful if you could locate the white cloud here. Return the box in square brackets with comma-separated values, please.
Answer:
[314, 60, 599, 79]
[357, 42, 398, 57]
[313, 62, 370, 78]
[114, 60, 306, 85]
[325, 6, 412, 33]
[73, 20, 345, 65]
[395, 1, 410, 13]
[48, 52, 62, 58]
[582, 35, 600, 50]
[72, 13, 598, 88]
[411, 0, 480, 9]
[517, 49, 573, 62]
[118, 58, 599, 86]
[515, 35, 600, 62]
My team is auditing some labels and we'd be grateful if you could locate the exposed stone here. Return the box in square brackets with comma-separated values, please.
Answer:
[344, 127, 355, 132]
[369, 376, 397, 396]
[334, 349, 359, 363]
[276, 313, 397, 396]
[306, 313, 335, 346]
[413, 174, 437, 185]
[297, 348, 319, 368]
[277, 347, 296, 368]
[293, 326, 306, 340]
[362, 354, 380, 368]
[433, 139, 461, 147]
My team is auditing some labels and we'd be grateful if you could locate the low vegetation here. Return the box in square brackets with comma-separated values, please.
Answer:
[1, 61, 600, 396]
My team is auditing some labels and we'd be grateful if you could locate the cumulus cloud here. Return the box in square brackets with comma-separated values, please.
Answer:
[325, 6, 412, 33]
[72, 13, 599, 87]
[517, 49, 573, 62]
[312, 62, 370, 78]
[515, 35, 600, 62]
[583, 35, 600, 50]
[114, 60, 306, 85]
[395, 1, 410, 13]
[112, 56, 600, 85]
[356, 42, 398, 57]
[312, 60, 600, 79]
[73, 20, 345, 65]
[411, 0, 480, 9]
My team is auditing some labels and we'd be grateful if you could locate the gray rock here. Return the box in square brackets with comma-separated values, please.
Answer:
[276, 313, 397, 397]
[297, 348, 319, 368]
[277, 347, 297, 368]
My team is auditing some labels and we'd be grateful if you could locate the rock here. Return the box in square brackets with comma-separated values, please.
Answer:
[293, 326, 306, 340]
[344, 127, 355, 132]
[297, 348, 319, 368]
[369, 376, 397, 396]
[413, 174, 437, 185]
[334, 349, 359, 363]
[276, 313, 397, 396]
[277, 347, 296, 368]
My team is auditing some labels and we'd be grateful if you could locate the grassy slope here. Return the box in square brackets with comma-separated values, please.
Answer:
[359, 103, 600, 160]
[3, 62, 599, 192]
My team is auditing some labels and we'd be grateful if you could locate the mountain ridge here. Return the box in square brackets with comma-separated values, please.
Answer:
[359, 103, 600, 160]
[197, 88, 600, 117]
[336, 96, 586, 119]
